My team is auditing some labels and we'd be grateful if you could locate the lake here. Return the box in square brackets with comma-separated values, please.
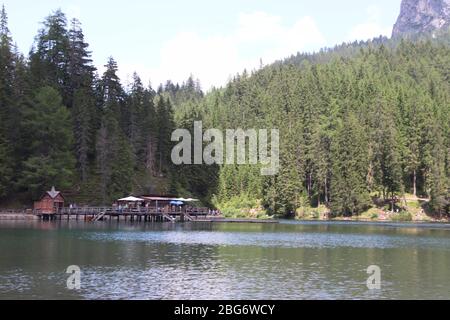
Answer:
[0, 220, 450, 300]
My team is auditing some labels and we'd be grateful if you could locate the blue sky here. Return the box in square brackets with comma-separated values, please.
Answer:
[3, 0, 402, 89]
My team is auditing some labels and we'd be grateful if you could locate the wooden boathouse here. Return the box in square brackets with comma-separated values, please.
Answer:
[34, 187, 65, 219]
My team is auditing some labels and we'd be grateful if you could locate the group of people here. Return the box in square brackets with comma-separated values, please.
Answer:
[113, 203, 143, 213]
[67, 201, 222, 214]
[109, 202, 221, 216]
[208, 209, 221, 216]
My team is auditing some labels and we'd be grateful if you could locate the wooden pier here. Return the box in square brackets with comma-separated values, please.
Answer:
[36, 207, 212, 223]
[30, 207, 278, 224]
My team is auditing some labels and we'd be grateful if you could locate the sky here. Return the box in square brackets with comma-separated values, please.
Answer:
[3, 0, 402, 90]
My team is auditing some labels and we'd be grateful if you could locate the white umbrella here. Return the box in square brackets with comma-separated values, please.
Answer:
[174, 198, 199, 202]
[117, 196, 144, 202]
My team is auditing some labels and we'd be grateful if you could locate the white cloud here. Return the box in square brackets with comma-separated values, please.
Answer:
[264, 16, 326, 62]
[366, 5, 382, 21]
[114, 12, 326, 91]
[157, 32, 240, 90]
[237, 12, 283, 42]
[348, 23, 391, 42]
[347, 5, 391, 42]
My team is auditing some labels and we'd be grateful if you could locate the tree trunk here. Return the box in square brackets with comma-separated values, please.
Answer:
[413, 170, 417, 197]
[317, 191, 321, 207]
[307, 173, 312, 198]
[391, 192, 395, 212]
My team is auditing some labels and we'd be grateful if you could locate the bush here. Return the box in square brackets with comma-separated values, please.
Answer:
[213, 195, 268, 219]
[311, 211, 320, 219]
[392, 211, 413, 222]
[296, 205, 329, 220]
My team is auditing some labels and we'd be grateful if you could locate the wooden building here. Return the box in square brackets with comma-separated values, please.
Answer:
[34, 187, 65, 214]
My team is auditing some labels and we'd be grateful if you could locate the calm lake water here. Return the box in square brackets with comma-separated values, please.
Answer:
[1, 220, 450, 300]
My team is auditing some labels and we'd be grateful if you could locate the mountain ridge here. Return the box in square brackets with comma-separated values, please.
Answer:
[393, 0, 450, 37]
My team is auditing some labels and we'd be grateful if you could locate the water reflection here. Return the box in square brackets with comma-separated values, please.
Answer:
[0, 221, 450, 300]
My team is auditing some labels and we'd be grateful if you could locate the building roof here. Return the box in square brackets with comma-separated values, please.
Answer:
[46, 186, 63, 199]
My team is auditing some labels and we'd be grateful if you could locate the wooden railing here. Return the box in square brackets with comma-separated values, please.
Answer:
[162, 212, 176, 222]
[58, 207, 111, 215]
[56, 207, 211, 216]
[184, 212, 195, 221]
[2, 207, 213, 217]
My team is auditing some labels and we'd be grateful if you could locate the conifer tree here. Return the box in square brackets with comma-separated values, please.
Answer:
[155, 97, 175, 175]
[0, 132, 12, 198]
[110, 132, 135, 200]
[29, 10, 70, 103]
[17, 87, 75, 199]
[0, 5, 14, 121]
[0, 5, 14, 198]
[330, 112, 371, 216]
[72, 88, 94, 181]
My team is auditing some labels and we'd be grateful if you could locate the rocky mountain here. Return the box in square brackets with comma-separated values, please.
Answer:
[392, 0, 450, 37]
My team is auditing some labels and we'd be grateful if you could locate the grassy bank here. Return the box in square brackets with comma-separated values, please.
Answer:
[215, 195, 449, 223]
[213, 195, 273, 220]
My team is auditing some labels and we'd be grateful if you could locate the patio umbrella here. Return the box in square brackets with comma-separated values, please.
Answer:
[118, 196, 144, 202]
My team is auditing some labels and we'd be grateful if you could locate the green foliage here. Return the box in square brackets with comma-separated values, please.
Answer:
[0, 5, 448, 217]
[72, 88, 94, 181]
[213, 194, 267, 219]
[0, 132, 12, 198]
[110, 133, 135, 200]
[296, 205, 329, 220]
[17, 87, 75, 199]
[330, 112, 371, 216]
[427, 121, 449, 215]
[155, 97, 175, 175]
[29, 9, 71, 103]
[205, 38, 449, 217]
[0, 5, 14, 199]
[391, 211, 413, 222]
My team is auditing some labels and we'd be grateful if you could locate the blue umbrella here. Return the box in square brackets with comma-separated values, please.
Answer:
[170, 201, 184, 206]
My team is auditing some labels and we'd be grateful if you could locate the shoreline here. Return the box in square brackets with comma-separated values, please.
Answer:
[295, 218, 450, 224]
[0, 213, 39, 221]
[1, 213, 449, 225]
[222, 214, 450, 224]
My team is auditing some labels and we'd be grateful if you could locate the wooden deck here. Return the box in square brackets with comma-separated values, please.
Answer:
[36, 207, 212, 222]
[31, 207, 278, 224]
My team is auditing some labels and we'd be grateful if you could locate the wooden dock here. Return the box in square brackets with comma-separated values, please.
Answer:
[32, 207, 278, 224]
[36, 207, 212, 223]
